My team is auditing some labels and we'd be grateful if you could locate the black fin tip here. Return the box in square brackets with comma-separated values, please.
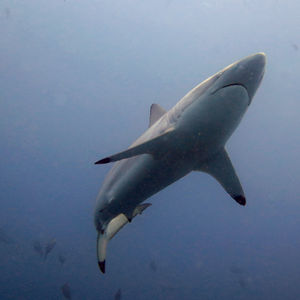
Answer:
[233, 195, 246, 206]
[98, 260, 106, 273]
[95, 157, 111, 165]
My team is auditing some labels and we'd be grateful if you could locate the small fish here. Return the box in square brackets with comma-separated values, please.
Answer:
[238, 277, 247, 289]
[61, 283, 71, 299]
[44, 238, 56, 260]
[5, 8, 10, 19]
[0, 228, 13, 244]
[292, 43, 299, 51]
[229, 265, 244, 275]
[114, 288, 121, 300]
[159, 280, 178, 292]
[58, 254, 66, 265]
[32, 240, 44, 257]
[149, 260, 157, 272]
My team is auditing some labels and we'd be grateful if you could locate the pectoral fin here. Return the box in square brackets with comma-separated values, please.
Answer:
[195, 148, 246, 205]
[94, 127, 175, 164]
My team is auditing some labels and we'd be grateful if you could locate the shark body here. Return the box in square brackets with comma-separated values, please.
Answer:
[94, 53, 266, 273]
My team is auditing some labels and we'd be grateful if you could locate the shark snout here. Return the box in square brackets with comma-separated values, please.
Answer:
[231, 52, 266, 102]
[214, 53, 266, 104]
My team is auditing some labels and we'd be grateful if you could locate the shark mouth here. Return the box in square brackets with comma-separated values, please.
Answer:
[212, 83, 248, 95]
[212, 83, 250, 105]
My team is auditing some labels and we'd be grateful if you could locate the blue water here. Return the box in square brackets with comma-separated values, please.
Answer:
[1, 1, 300, 299]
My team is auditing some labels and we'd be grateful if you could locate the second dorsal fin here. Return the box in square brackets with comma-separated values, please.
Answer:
[149, 104, 166, 127]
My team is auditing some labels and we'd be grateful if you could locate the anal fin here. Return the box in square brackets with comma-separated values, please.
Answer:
[132, 203, 152, 218]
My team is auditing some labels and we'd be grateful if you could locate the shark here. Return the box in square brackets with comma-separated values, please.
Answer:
[94, 53, 266, 273]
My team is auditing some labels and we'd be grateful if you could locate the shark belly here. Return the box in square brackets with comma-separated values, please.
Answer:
[101, 152, 193, 218]
[97, 85, 249, 223]
[178, 85, 249, 154]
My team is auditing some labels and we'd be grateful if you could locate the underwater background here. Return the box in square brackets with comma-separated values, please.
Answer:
[0, 0, 299, 299]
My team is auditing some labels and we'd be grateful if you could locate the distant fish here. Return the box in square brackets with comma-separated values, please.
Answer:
[114, 288, 121, 300]
[0, 228, 13, 244]
[238, 277, 247, 289]
[61, 283, 71, 299]
[58, 254, 66, 265]
[32, 240, 44, 257]
[292, 43, 299, 51]
[149, 260, 157, 272]
[230, 264, 251, 289]
[5, 8, 11, 19]
[229, 265, 244, 275]
[158, 280, 178, 292]
[44, 238, 56, 260]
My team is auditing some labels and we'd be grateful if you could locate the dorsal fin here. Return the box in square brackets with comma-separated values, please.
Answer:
[149, 104, 166, 127]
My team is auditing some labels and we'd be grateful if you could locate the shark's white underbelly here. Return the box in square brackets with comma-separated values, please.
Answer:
[104, 153, 193, 216]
